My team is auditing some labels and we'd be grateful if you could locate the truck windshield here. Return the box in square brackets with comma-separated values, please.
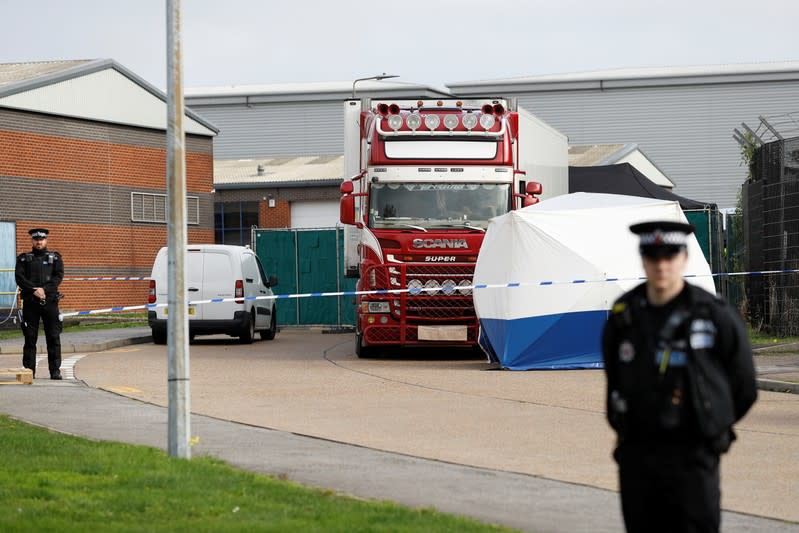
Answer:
[368, 183, 510, 230]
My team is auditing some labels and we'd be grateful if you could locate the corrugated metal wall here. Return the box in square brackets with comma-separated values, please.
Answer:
[188, 79, 799, 210]
[187, 101, 342, 159]
[505, 81, 799, 209]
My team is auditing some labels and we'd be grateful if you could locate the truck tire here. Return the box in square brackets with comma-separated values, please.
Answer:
[260, 309, 277, 341]
[239, 311, 255, 344]
[355, 333, 374, 358]
[152, 328, 167, 345]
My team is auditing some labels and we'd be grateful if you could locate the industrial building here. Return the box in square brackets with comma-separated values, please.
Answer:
[449, 62, 799, 209]
[188, 62, 799, 232]
[0, 59, 217, 312]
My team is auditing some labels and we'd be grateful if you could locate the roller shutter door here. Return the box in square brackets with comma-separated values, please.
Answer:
[290, 200, 339, 229]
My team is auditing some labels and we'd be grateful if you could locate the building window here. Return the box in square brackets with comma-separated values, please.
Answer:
[214, 202, 259, 245]
[131, 192, 199, 224]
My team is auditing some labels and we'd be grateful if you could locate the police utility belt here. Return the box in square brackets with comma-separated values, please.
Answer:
[611, 300, 735, 453]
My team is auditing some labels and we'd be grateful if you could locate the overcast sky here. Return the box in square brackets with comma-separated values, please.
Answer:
[1, 0, 797, 91]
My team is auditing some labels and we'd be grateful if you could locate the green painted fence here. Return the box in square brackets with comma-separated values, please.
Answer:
[254, 227, 356, 327]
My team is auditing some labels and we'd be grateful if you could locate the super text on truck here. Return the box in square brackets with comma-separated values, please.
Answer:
[340, 97, 568, 357]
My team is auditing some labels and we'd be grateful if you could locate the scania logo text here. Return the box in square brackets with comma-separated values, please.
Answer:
[412, 238, 468, 249]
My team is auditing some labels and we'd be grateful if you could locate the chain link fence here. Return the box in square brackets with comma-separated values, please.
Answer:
[743, 135, 799, 335]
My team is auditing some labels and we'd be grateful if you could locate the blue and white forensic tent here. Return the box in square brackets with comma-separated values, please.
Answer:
[473, 193, 716, 370]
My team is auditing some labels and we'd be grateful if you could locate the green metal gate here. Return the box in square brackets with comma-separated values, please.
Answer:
[254, 227, 356, 327]
[685, 209, 724, 293]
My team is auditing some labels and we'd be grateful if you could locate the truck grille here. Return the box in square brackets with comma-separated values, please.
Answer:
[365, 263, 476, 322]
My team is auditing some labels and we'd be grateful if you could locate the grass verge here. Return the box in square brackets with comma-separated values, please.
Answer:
[748, 327, 799, 352]
[0, 314, 148, 341]
[0, 415, 516, 533]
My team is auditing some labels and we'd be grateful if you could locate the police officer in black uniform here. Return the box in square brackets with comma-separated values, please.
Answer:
[602, 221, 757, 533]
[15, 228, 65, 380]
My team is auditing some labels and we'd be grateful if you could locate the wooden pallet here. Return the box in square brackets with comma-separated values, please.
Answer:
[0, 368, 34, 385]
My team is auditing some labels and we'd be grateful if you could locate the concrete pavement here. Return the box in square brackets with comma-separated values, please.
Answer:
[0, 327, 797, 532]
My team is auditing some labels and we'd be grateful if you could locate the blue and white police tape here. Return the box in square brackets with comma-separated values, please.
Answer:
[59, 268, 799, 318]
[63, 276, 151, 281]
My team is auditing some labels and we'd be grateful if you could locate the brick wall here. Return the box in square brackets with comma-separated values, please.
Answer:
[15, 222, 214, 312]
[0, 129, 212, 192]
[259, 200, 291, 228]
[3, 109, 215, 313]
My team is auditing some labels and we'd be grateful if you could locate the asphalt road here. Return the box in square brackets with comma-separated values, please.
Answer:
[63, 329, 799, 526]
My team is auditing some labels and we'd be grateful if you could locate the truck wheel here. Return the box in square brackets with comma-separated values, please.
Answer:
[260, 310, 277, 341]
[239, 312, 255, 344]
[355, 333, 374, 358]
[152, 328, 167, 345]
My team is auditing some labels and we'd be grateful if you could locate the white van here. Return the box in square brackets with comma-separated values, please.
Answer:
[147, 245, 278, 344]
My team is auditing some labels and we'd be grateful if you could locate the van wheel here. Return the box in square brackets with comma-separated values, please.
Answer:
[152, 328, 167, 345]
[239, 312, 255, 344]
[260, 310, 277, 341]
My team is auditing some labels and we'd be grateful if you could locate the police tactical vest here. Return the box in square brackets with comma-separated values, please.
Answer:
[23, 252, 57, 285]
[610, 288, 737, 452]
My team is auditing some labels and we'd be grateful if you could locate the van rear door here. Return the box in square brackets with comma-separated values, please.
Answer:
[201, 249, 236, 320]
[186, 248, 206, 320]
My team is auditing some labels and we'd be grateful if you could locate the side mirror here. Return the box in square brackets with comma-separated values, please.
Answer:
[522, 196, 540, 208]
[268, 275, 278, 288]
[526, 181, 543, 195]
[340, 180, 354, 194]
[340, 194, 356, 226]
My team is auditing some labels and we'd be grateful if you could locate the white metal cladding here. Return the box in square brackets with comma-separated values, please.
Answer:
[0, 69, 215, 136]
[496, 80, 799, 209]
[185, 101, 342, 159]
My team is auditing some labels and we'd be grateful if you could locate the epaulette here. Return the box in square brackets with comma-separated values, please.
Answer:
[611, 299, 634, 328]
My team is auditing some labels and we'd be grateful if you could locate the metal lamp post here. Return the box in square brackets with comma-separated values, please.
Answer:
[351, 73, 399, 99]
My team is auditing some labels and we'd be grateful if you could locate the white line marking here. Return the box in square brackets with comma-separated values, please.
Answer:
[36, 354, 86, 380]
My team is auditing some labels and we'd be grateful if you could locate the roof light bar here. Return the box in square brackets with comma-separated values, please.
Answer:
[424, 114, 441, 130]
[387, 114, 403, 131]
[462, 113, 478, 130]
[406, 113, 422, 130]
[479, 114, 496, 129]
[443, 114, 459, 130]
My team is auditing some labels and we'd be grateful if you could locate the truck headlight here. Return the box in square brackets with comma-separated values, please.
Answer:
[424, 115, 440, 130]
[407, 279, 423, 295]
[424, 280, 441, 295]
[479, 114, 495, 130]
[457, 280, 472, 295]
[388, 115, 403, 131]
[462, 113, 478, 130]
[406, 113, 422, 130]
[441, 279, 457, 295]
[363, 301, 390, 313]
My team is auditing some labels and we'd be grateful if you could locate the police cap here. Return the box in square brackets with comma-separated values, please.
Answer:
[629, 220, 694, 258]
[28, 228, 49, 240]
